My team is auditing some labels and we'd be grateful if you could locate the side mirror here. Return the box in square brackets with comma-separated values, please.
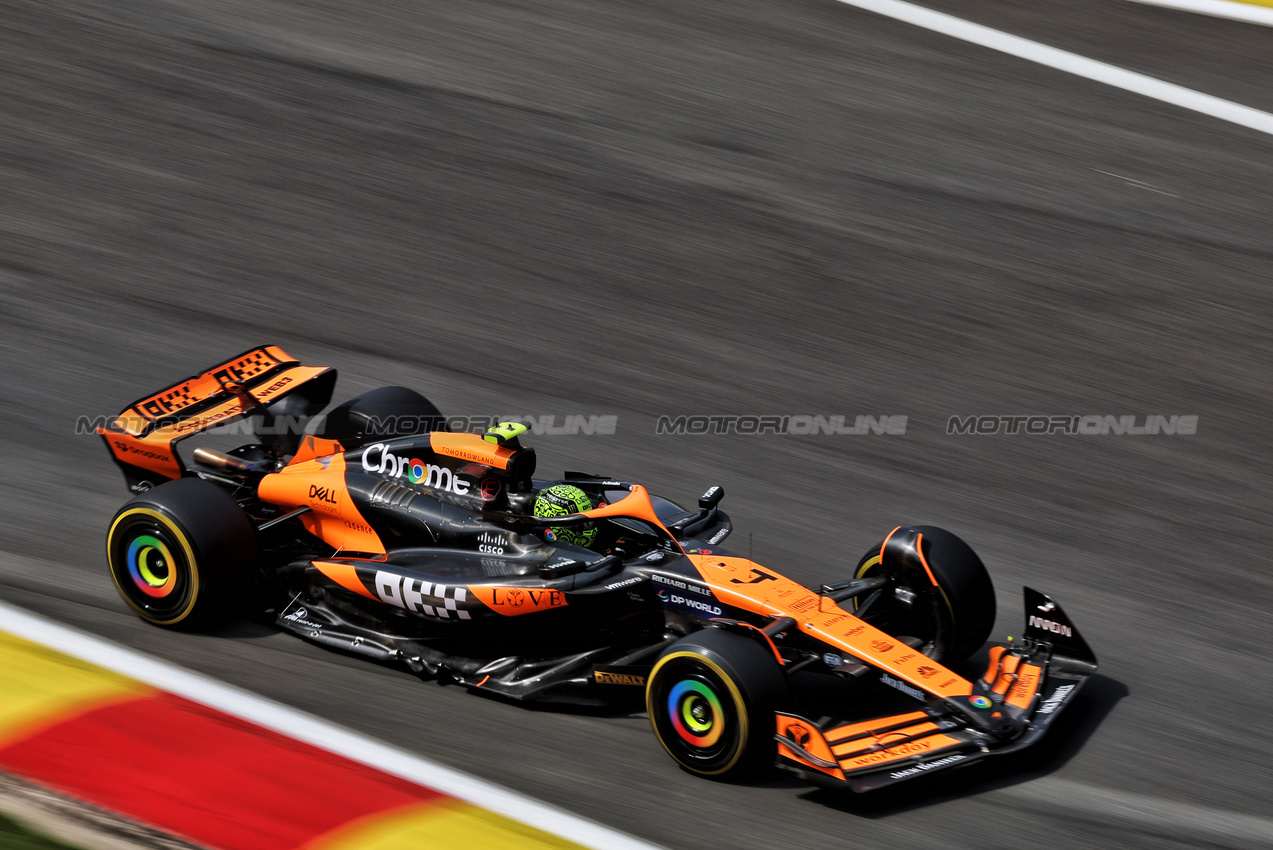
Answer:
[698, 485, 724, 510]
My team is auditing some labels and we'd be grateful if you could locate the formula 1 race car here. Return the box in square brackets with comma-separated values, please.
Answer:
[98, 346, 1098, 791]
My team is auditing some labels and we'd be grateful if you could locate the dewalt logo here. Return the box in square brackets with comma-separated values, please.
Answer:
[594, 671, 646, 686]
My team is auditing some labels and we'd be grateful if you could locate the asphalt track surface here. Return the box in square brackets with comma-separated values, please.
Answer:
[2, 0, 1271, 848]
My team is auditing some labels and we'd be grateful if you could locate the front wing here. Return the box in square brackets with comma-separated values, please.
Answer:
[775, 588, 1097, 792]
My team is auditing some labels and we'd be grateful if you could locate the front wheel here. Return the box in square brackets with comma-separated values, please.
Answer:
[852, 525, 996, 664]
[106, 478, 259, 629]
[646, 628, 790, 779]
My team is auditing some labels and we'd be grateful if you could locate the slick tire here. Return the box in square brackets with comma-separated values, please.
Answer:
[853, 525, 996, 664]
[321, 386, 444, 449]
[106, 478, 258, 630]
[647, 628, 790, 780]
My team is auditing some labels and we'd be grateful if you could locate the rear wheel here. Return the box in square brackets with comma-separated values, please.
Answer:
[321, 386, 443, 449]
[106, 478, 258, 629]
[852, 525, 996, 664]
[647, 628, 790, 779]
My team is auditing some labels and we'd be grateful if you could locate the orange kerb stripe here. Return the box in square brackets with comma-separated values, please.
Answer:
[303, 800, 587, 850]
[0, 633, 152, 750]
[0, 691, 445, 850]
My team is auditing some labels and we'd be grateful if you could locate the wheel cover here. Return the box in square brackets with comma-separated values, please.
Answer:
[668, 679, 725, 748]
[108, 508, 199, 625]
[126, 534, 177, 597]
[648, 651, 747, 776]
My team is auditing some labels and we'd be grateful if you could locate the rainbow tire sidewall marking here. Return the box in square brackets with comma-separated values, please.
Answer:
[667, 679, 725, 748]
[107, 507, 200, 626]
[126, 534, 177, 597]
[648, 651, 748, 776]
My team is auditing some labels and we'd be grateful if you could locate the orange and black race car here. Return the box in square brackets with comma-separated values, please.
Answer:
[99, 346, 1098, 791]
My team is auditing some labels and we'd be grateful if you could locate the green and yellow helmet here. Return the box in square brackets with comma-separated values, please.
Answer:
[533, 484, 596, 548]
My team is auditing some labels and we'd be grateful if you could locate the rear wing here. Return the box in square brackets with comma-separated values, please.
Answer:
[97, 345, 336, 492]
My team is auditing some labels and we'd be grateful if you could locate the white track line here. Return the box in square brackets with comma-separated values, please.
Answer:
[1124, 0, 1273, 27]
[0, 600, 666, 850]
[834, 0, 1273, 138]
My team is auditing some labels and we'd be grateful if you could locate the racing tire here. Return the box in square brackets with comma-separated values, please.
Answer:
[321, 386, 444, 449]
[647, 628, 790, 780]
[853, 526, 996, 664]
[106, 478, 258, 630]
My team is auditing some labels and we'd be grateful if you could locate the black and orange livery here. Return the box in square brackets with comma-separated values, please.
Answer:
[100, 347, 1098, 793]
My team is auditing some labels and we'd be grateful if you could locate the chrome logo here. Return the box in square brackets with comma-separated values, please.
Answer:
[969, 695, 992, 709]
[127, 534, 176, 598]
[668, 680, 724, 748]
[407, 458, 428, 484]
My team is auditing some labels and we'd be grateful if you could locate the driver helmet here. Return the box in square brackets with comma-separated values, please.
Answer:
[533, 484, 596, 548]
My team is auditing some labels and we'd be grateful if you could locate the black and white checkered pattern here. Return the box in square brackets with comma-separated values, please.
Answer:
[389, 575, 472, 620]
